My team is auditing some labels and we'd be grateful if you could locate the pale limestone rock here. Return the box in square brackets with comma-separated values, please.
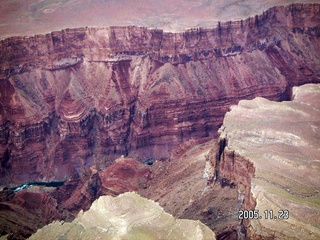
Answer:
[29, 192, 216, 240]
[218, 84, 320, 239]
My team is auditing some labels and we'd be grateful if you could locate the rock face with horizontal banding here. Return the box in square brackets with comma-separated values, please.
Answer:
[0, 4, 319, 187]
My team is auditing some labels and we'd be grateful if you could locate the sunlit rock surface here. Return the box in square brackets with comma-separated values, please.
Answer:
[216, 84, 320, 239]
[29, 192, 216, 240]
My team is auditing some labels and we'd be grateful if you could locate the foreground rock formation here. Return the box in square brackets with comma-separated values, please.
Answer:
[28, 192, 216, 240]
[215, 84, 320, 239]
[0, 4, 320, 186]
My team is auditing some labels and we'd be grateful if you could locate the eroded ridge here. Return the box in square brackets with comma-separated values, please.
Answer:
[28, 192, 216, 240]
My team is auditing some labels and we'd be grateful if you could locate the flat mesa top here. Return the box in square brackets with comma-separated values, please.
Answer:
[0, 0, 318, 40]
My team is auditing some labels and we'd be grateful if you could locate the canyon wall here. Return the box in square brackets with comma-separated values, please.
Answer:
[0, 3, 319, 185]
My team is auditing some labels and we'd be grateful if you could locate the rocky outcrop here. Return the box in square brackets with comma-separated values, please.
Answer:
[28, 192, 216, 240]
[138, 140, 243, 239]
[98, 157, 152, 195]
[214, 84, 320, 239]
[0, 157, 153, 239]
[0, 3, 320, 186]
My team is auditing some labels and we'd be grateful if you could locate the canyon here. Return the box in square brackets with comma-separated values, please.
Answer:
[0, 3, 319, 186]
[0, 3, 319, 240]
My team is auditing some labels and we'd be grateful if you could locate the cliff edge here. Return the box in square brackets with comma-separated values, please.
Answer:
[215, 84, 320, 239]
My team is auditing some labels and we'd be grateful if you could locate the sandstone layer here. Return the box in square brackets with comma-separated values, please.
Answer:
[215, 84, 320, 239]
[0, 4, 319, 186]
[28, 192, 216, 240]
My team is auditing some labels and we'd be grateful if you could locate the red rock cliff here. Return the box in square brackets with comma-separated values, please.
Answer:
[0, 3, 319, 185]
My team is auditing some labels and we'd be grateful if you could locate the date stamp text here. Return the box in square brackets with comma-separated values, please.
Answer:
[238, 209, 289, 220]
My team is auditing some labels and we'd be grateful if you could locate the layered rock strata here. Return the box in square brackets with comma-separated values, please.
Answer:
[0, 3, 320, 185]
[214, 84, 320, 239]
[28, 192, 216, 240]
